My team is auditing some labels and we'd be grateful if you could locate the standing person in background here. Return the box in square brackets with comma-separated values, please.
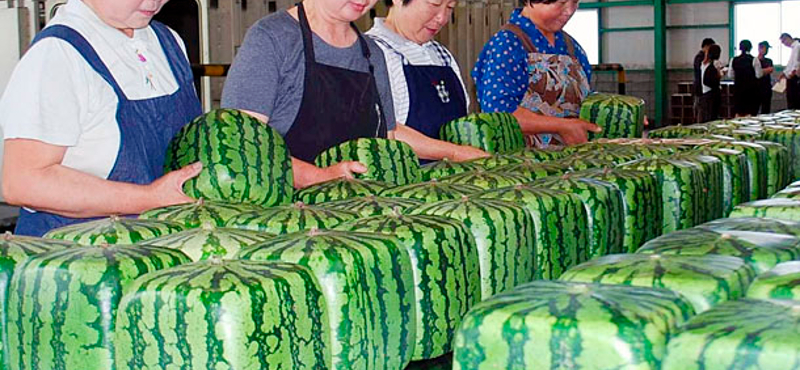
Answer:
[699, 44, 723, 122]
[472, 0, 600, 148]
[728, 40, 763, 117]
[780, 33, 800, 109]
[757, 41, 775, 114]
[694, 38, 716, 122]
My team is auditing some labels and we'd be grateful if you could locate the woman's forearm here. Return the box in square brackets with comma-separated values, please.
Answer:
[2, 139, 198, 218]
[392, 124, 488, 161]
[512, 106, 563, 135]
[4, 163, 162, 218]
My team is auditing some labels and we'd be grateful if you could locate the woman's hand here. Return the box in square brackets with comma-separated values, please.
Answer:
[322, 161, 368, 181]
[451, 145, 491, 162]
[145, 162, 203, 209]
[557, 118, 602, 145]
[292, 158, 367, 189]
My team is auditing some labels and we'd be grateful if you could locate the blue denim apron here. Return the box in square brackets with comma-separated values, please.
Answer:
[15, 22, 202, 237]
[372, 39, 467, 164]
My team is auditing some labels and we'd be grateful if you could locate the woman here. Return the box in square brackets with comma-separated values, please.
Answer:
[221, 0, 486, 188]
[0, 0, 202, 237]
[727, 40, 763, 117]
[699, 44, 723, 122]
[757, 41, 775, 115]
[472, 0, 600, 148]
[365, 0, 467, 141]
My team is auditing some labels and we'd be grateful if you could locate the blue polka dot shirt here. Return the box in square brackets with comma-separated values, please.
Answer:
[472, 8, 593, 113]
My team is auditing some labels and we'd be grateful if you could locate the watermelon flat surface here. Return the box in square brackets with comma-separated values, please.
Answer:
[755, 141, 791, 194]
[509, 147, 568, 162]
[637, 228, 800, 274]
[7, 244, 191, 370]
[237, 229, 415, 370]
[438, 170, 529, 190]
[225, 202, 358, 235]
[489, 161, 568, 182]
[420, 159, 479, 181]
[44, 216, 184, 245]
[139, 198, 263, 228]
[315, 138, 421, 186]
[453, 280, 695, 370]
[530, 175, 625, 260]
[164, 109, 294, 207]
[477, 185, 588, 279]
[319, 195, 423, 217]
[294, 178, 388, 205]
[0, 234, 75, 370]
[710, 141, 768, 200]
[580, 93, 645, 139]
[379, 181, 481, 203]
[620, 157, 706, 234]
[698, 217, 800, 237]
[407, 197, 535, 298]
[339, 213, 481, 360]
[662, 299, 800, 370]
[690, 148, 751, 216]
[577, 168, 662, 252]
[746, 261, 800, 300]
[439, 113, 525, 153]
[730, 198, 800, 222]
[561, 253, 756, 313]
[115, 260, 331, 370]
[142, 224, 274, 261]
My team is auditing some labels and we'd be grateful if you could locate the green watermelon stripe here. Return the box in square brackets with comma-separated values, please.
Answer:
[116, 261, 329, 369]
[238, 231, 415, 370]
[8, 245, 190, 370]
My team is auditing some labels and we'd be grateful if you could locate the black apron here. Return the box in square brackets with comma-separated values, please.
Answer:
[284, 2, 387, 162]
[758, 57, 773, 114]
[732, 54, 759, 116]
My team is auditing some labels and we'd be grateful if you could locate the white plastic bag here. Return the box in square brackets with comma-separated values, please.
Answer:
[773, 79, 787, 93]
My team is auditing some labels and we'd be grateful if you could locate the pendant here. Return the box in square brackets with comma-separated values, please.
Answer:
[435, 80, 451, 104]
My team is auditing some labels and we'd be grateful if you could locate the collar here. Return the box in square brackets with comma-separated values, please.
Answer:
[508, 8, 563, 48]
[794, 40, 800, 47]
[368, 17, 435, 50]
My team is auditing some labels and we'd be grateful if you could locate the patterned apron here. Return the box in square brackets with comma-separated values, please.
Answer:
[501, 24, 591, 148]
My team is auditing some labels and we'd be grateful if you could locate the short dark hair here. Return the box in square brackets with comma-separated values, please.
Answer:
[701, 38, 715, 48]
[384, 0, 412, 7]
[781, 33, 793, 40]
[739, 39, 752, 52]
[519, 0, 560, 6]
[707, 44, 721, 60]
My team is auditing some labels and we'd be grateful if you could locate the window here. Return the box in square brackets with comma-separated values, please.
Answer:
[565, 9, 600, 65]
[735, 1, 799, 66]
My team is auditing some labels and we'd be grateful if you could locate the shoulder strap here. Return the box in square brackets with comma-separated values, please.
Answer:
[501, 23, 537, 53]
[370, 36, 409, 65]
[149, 20, 193, 84]
[561, 30, 576, 58]
[32, 25, 127, 100]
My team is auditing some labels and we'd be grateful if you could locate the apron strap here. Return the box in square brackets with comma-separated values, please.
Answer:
[501, 23, 537, 54]
[371, 37, 410, 65]
[562, 30, 577, 59]
[297, 2, 373, 68]
[297, 2, 317, 68]
[32, 25, 128, 101]
[149, 21, 194, 85]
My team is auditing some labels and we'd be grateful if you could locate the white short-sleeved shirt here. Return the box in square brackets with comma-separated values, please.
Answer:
[0, 0, 187, 179]
[786, 40, 800, 78]
[366, 18, 469, 125]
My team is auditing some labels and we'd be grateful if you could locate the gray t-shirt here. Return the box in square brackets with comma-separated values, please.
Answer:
[221, 11, 396, 136]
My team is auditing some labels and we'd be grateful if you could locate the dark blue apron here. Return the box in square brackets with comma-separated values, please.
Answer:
[374, 38, 467, 139]
[372, 38, 467, 163]
[15, 21, 202, 237]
